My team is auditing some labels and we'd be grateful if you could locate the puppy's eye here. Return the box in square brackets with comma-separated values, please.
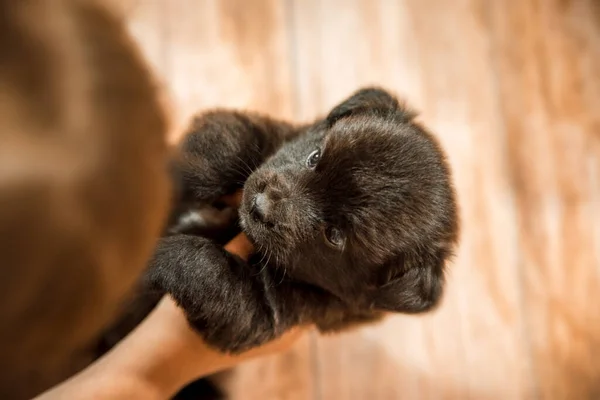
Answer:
[324, 226, 345, 249]
[306, 149, 321, 168]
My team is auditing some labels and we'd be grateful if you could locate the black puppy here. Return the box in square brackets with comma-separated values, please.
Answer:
[144, 87, 459, 353]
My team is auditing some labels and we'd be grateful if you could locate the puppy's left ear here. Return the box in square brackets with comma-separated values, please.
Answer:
[371, 250, 447, 314]
[326, 87, 414, 125]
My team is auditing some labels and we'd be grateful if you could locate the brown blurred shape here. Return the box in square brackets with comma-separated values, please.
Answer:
[0, 0, 170, 397]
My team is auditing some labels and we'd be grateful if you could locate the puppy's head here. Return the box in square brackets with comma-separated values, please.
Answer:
[240, 87, 458, 314]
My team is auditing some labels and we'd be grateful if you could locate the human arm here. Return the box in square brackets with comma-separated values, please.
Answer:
[36, 232, 305, 400]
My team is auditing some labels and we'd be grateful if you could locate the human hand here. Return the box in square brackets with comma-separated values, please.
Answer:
[131, 231, 305, 393]
[38, 191, 306, 400]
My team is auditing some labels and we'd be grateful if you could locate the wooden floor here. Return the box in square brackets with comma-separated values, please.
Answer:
[120, 1, 600, 398]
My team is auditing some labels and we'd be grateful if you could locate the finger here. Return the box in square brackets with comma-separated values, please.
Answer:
[219, 190, 244, 209]
[223, 232, 253, 261]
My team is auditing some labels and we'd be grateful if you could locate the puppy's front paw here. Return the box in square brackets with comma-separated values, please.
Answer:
[145, 234, 281, 353]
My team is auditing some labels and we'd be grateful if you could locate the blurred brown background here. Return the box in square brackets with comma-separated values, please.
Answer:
[120, 0, 600, 398]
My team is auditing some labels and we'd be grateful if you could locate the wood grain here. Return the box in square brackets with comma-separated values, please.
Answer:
[489, 0, 600, 398]
[124, 0, 600, 398]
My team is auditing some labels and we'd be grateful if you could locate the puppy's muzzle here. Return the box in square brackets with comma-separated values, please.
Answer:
[249, 172, 291, 225]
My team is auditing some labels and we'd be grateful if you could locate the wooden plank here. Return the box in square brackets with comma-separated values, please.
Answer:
[125, 1, 312, 399]
[161, 1, 312, 398]
[122, 1, 180, 142]
[121, 1, 171, 87]
[488, 0, 600, 398]
[162, 0, 295, 133]
[290, 0, 532, 398]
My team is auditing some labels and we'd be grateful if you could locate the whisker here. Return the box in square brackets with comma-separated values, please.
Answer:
[230, 160, 251, 178]
[274, 248, 288, 286]
[234, 155, 255, 177]
[277, 263, 287, 286]
[263, 249, 272, 275]
[253, 244, 267, 276]
[229, 164, 252, 179]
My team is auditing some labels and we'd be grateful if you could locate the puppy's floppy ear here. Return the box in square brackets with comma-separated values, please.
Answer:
[371, 250, 446, 313]
[326, 87, 414, 125]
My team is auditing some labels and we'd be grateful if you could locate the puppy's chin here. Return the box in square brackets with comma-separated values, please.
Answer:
[238, 208, 259, 242]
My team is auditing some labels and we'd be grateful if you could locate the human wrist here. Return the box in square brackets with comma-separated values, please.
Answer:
[111, 296, 233, 396]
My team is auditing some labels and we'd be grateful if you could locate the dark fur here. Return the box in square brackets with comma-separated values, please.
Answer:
[140, 87, 459, 354]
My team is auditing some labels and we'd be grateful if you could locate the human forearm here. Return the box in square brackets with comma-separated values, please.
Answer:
[37, 232, 303, 400]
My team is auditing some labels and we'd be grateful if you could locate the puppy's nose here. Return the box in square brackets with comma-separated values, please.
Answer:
[251, 192, 271, 222]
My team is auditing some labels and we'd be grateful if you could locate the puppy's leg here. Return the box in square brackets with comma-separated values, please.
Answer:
[173, 111, 299, 206]
[145, 234, 284, 353]
[145, 234, 383, 351]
